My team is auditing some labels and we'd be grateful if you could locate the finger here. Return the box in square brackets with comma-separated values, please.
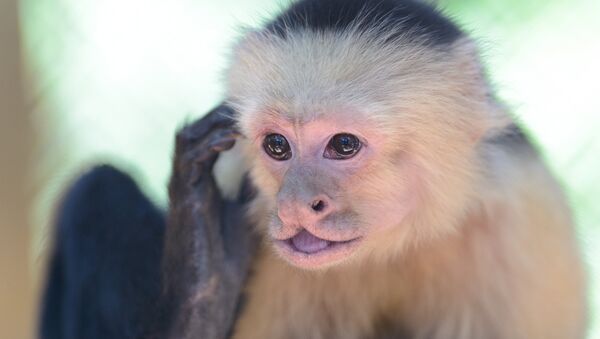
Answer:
[177, 105, 237, 146]
[181, 128, 239, 166]
[208, 130, 241, 152]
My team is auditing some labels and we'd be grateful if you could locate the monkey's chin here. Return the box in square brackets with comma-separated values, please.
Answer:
[272, 229, 363, 269]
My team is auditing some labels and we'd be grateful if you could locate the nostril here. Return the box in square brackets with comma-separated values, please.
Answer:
[311, 200, 326, 213]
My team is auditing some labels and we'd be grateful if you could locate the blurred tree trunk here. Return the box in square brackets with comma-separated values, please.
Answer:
[0, 0, 35, 337]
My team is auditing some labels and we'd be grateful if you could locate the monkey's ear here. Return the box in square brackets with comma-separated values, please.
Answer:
[479, 102, 515, 142]
[452, 38, 513, 142]
[472, 94, 513, 143]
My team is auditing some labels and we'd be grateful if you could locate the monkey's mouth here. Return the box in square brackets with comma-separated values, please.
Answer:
[273, 229, 362, 268]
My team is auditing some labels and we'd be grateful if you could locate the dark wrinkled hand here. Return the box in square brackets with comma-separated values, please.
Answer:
[160, 105, 257, 339]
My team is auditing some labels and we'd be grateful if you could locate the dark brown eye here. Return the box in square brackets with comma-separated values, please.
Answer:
[324, 133, 361, 160]
[263, 133, 292, 160]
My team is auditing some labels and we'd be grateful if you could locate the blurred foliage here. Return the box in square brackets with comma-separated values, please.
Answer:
[21, 0, 599, 337]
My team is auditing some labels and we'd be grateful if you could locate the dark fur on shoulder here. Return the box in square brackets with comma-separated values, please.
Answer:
[39, 165, 165, 339]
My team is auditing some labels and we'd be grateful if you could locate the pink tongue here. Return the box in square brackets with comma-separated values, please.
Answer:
[291, 230, 330, 253]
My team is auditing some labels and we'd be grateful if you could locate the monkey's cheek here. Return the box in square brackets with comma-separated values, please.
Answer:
[272, 237, 363, 269]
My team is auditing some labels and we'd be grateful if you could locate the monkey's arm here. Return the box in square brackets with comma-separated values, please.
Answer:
[39, 106, 256, 339]
[153, 105, 257, 339]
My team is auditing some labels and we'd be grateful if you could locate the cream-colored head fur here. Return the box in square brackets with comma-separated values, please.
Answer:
[224, 22, 512, 266]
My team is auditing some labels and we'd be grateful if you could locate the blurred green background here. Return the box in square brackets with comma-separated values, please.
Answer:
[19, 0, 599, 337]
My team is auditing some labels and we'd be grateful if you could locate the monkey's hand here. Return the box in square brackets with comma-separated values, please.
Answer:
[159, 105, 257, 339]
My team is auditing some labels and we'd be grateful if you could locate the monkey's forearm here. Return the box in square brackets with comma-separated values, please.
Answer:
[157, 106, 256, 339]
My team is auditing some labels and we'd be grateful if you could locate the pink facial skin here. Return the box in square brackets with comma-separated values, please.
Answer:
[246, 108, 417, 270]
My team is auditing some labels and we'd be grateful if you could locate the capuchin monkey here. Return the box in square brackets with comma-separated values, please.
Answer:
[39, 0, 587, 338]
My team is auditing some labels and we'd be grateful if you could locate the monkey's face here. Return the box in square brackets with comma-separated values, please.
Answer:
[241, 108, 418, 270]
[228, 29, 504, 270]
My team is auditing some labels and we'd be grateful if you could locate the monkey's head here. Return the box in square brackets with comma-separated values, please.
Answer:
[224, 0, 510, 270]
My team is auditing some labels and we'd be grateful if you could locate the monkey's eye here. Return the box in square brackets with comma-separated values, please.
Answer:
[263, 133, 292, 161]
[324, 133, 362, 160]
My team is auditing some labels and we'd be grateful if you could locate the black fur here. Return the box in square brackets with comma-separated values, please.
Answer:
[267, 0, 463, 45]
[39, 165, 165, 339]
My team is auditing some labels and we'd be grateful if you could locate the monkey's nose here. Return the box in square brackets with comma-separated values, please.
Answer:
[310, 199, 327, 213]
[278, 195, 333, 226]
[305, 195, 333, 218]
